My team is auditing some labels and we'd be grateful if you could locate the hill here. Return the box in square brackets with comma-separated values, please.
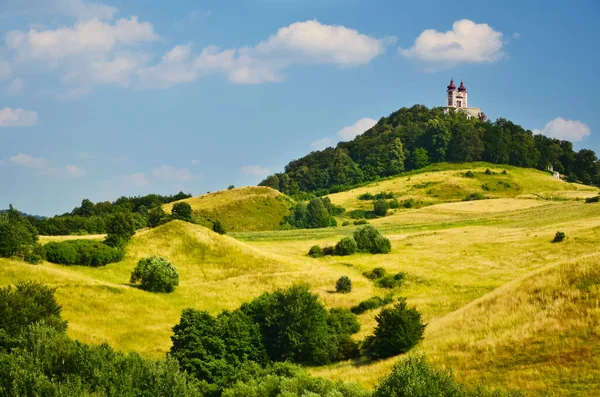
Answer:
[162, 186, 294, 232]
[260, 105, 599, 196]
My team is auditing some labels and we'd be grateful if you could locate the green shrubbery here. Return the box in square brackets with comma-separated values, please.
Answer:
[172, 202, 193, 221]
[354, 225, 391, 254]
[130, 256, 180, 293]
[351, 295, 394, 315]
[463, 192, 486, 201]
[585, 194, 600, 203]
[212, 219, 227, 234]
[285, 197, 342, 229]
[363, 298, 426, 359]
[373, 199, 390, 217]
[308, 245, 324, 258]
[45, 240, 123, 267]
[0, 205, 40, 263]
[336, 276, 353, 293]
[104, 211, 136, 248]
[363, 267, 405, 288]
[464, 170, 475, 177]
[335, 237, 358, 256]
[552, 231, 566, 243]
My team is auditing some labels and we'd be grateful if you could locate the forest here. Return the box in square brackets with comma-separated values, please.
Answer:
[260, 105, 600, 195]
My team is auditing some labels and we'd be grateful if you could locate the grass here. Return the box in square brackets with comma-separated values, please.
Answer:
[162, 186, 294, 232]
[1, 163, 599, 395]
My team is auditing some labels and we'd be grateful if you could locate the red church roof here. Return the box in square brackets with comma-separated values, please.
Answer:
[458, 81, 467, 92]
[447, 79, 456, 91]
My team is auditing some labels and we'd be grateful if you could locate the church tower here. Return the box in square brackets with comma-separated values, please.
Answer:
[457, 81, 467, 108]
[447, 79, 457, 107]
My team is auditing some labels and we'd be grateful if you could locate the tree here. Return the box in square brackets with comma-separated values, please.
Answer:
[335, 237, 358, 256]
[428, 118, 451, 162]
[411, 147, 429, 169]
[212, 220, 226, 234]
[373, 199, 389, 217]
[363, 298, 426, 359]
[148, 206, 166, 227]
[0, 205, 39, 259]
[104, 212, 136, 248]
[336, 276, 353, 293]
[353, 225, 391, 254]
[172, 202, 192, 221]
[130, 256, 180, 293]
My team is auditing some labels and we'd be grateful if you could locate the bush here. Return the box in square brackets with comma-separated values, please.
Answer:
[351, 295, 393, 315]
[308, 245, 324, 258]
[0, 205, 39, 260]
[403, 199, 415, 208]
[363, 298, 426, 359]
[212, 219, 226, 234]
[172, 202, 192, 221]
[358, 192, 374, 200]
[373, 199, 389, 217]
[23, 243, 45, 264]
[389, 198, 400, 209]
[485, 168, 493, 175]
[354, 225, 391, 254]
[363, 267, 387, 279]
[552, 231, 566, 243]
[104, 212, 136, 248]
[353, 219, 368, 225]
[465, 170, 475, 177]
[130, 256, 180, 293]
[481, 183, 490, 191]
[336, 276, 353, 293]
[335, 237, 358, 256]
[228, 185, 235, 190]
[585, 195, 600, 203]
[376, 273, 405, 289]
[148, 206, 166, 227]
[342, 220, 351, 226]
[323, 246, 336, 256]
[502, 170, 508, 175]
[463, 192, 486, 201]
[45, 240, 123, 267]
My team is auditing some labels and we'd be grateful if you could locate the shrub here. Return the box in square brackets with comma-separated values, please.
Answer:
[552, 231, 566, 243]
[376, 273, 405, 289]
[358, 192, 374, 200]
[228, 185, 235, 190]
[172, 202, 192, 221]
[323, 246, 336, 256]
[403, 199, 415, 208]
[148, 206, 166, 227]
[23, 243, 46, 264]
[353, 219, 368, 225]
[389, 198, 400, 209]
[308, 245, 324, 258]
[45, 240, 123, 267]
[354, 225, 391, 254]
[463, 192, 486, 201]
[465, 170, 475, 177]
[363, 298, 426, 359]
[336, 276, 353, 293]
[335, 237, 358, 256]
[342, 220, 351, 226]
[212, 219, 226, 234]
[485, 168, 493, 175]
[585, 195, 600, 203]
[373, 199, 389, 217]
[481, 183, 490, 191]
[130, 256, 180, 293]
[351, 295, 393, 314]
[502, 170, 508, 175]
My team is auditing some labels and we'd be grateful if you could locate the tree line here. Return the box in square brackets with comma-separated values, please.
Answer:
[260, 105, 600, 195]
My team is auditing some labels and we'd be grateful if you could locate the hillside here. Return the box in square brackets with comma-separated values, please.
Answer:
[163, 186, 294, 232]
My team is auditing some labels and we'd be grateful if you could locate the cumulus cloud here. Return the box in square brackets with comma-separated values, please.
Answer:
[242, 165, 272, 177]
[337, 117, 378, 140]
[0, 107, 38, 127]
[533, 117, 591, 141]
[152, 165, 197, 182]
[311, 138, 332, 151]
[4, 78, 25, 96]
[400, 19, 505, 68]
[10, 153, 47, 168]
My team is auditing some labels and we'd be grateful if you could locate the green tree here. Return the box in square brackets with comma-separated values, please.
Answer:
[363, 298, 426, 359]
[130, 256, 180, 293]
[353, 225, 391, 254]
[411, 147, 429, 169]
[335, 237, 358, 256]
[373, 199, 389, 217]
[306, 198, 331, 228]
[172, 202, 193, 221]
[0, 205, 39, 259]
[104, 212, 136, 248]
[212, 219, 226, 234]
[336, 276, 353, 293]
[428, 118, 451, 162]
[148, 206, 166, 227]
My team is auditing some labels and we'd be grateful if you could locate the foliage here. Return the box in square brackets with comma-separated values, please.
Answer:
[308, 245, 324, 258]
[353, 225, 391, 254]
[104, 211, 137, 248]
[336, 276, 353, 293]
[323, 246, 336, 256]
[228, 185, 235, 190]
[351, 295, 394, 315]
[585, 195, 599, 203]
[373, 199, 390, 217]
[335, 237, 358, 256]
[463, 193, 487, 201]
[353, 219, 369, 225]
[45, 240, 123, 267]
[172, 202, 193, 221]
[130, 256, 180, 293]
[552, 231, 566, 243]
[0, 205, 39, 260]
[285, 197, 340, 229]
[376, 273, 406, 289]
[212, 220, 227, 235]
[411, 147, 429, 169]
[465, 170, 475, 178]
[148, 205, 167, 227]
[342, 220, 351, 226]
[363, 298, 426, 359]
[364, 267, 387, 280]
[374, 354, 524, 397]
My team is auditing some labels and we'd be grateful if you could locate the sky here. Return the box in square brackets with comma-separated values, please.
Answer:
[1, 0, 598, 216]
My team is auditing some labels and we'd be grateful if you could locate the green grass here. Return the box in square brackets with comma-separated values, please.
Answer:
[1, 163, 599, 396]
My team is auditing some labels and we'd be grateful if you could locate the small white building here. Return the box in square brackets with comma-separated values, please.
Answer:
[553, 171, 560, 179]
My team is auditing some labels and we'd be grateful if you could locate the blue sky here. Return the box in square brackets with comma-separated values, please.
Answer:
[1, 0, 598, 216]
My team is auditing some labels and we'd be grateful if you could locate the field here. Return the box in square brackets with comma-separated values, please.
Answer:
[1, 163, 599, 396]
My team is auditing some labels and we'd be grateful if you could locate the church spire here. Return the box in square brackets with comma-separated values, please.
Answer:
[447, 78, 456, 91]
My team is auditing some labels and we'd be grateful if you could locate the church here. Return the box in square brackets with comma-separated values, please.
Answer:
[443, 79, 487, 121]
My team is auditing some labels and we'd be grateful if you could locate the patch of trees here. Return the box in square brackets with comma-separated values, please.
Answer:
[284, 197, 343, 229]
[0, 205, 43, 264]
[45, 240, 123, 267]
[29, 191, 191, 235]
[130, 256, 180, 292]
[585, 194, 599, 203]
[260, 105, 600, 195]
[309, 225, 392, 257]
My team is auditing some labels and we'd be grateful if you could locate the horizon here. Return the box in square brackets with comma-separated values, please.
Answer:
[1, 0, 598, 216]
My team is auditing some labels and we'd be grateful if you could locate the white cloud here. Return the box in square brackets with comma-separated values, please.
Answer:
[533, 117, 591, 141]
[312, 138, 332, 150]
[337, 117, 377, 140]
[10, 153, 47, 168]
[64, 164, 85, 177]
[0, 107, 38, 127]
[4, 78, 25, 96]
[152, 165, 197, 182]
[120, 172, 148, 187]
[241, 165, 272, 177]
[400, 19, 505, 67]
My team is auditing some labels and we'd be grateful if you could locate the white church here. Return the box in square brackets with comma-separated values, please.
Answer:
[443, 79, 487, 121]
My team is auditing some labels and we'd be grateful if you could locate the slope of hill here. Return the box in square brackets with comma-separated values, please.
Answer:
[163, 186, 294, 232]
[326, 162, 598, 214]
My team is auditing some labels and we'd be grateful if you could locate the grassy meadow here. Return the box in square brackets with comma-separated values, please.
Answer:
[1, 163, 599, 396]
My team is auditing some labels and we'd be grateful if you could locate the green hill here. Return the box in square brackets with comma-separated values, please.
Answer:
[163, 186, 294, 232]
